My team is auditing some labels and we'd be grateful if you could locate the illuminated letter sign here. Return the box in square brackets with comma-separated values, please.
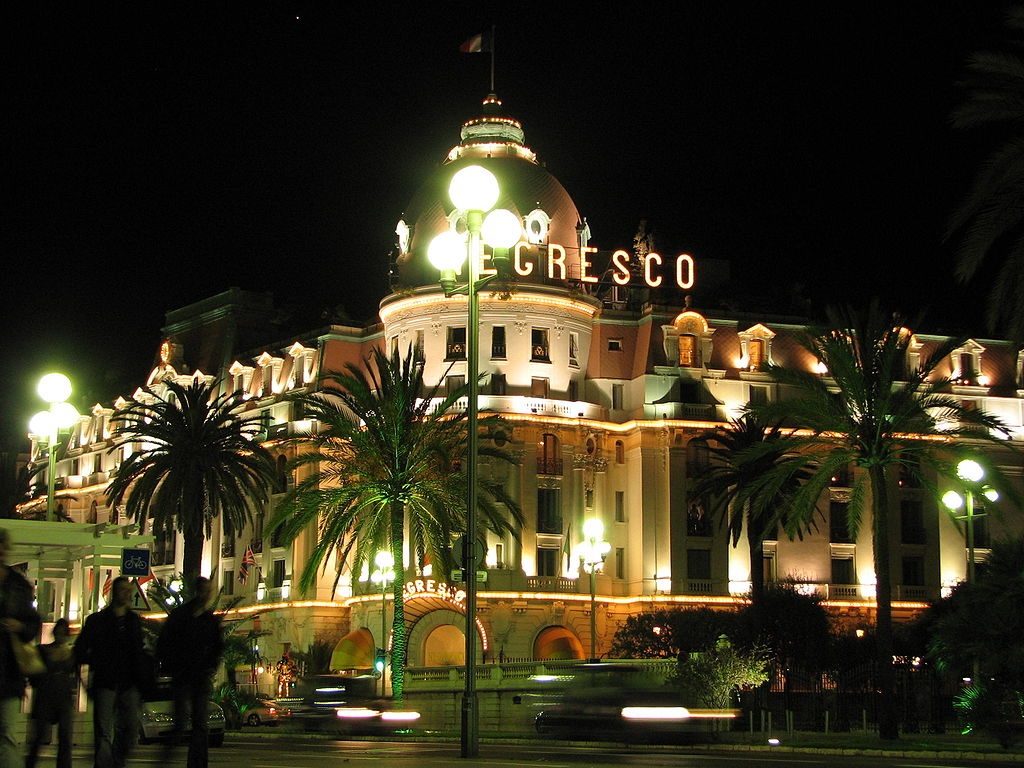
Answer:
[547, 244, 566, 280]
[644, 253, 663, 288]
[580, 246, 598, 283]
[675, 254, 694, 289]
[514, 242, 534, 277]
[611, 250, 631, 285]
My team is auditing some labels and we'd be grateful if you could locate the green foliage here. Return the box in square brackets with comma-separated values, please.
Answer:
[106, 378, 277, 580]
[268, 346, 523, 702]
[734, 580, 832, 671]
[213, 682, 259, 730]
[671, 636, 770, 708]
[292, 637, 334, 676]
[954, 682, 1024, 747]
[609, 608, 736, 659]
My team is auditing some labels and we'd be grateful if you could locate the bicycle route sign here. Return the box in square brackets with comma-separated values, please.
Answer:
[120, 548, 150, 577]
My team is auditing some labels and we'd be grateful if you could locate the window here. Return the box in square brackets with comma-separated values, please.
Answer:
[569, 332, 580, 367]
[748, 339, 764, 370]
[679, 334, 698, 367]
[615, 547, 625, 580]
[537, 488, 561, 533]
[687, 500, 712, 536]
[491, 326, 506, 359]
[829, 502, 853, 543]
[222, 569, 234, 596]
[538, 433, 561, 474]
[390, 335, 398, 358]
[829, 464, 852, 487]
[536, 547, 559, 577]
[898, 459, 921, 488]
[902, 556, 924, 587]
[414, 330, 425, 360]
[272, 559, 286, 588]
[615, 491, 625, 522]
[686, 549, 711, 581]
[608, 338, 623, 352]
[762, 552, 777, 585]
[222, 526, 236, 558]
[531, 328, 550, 361]
[490, 373, 506, 395]
[274, 454, 289, 494]
[585, 489, 594, 508]
[531, 377, 549, 398]
[494, 543, 505, 568]
[611, 383, 624, 410]
[900, 499, 925, 544]
[831, 555, 854, 585]
[446, 375, 465, 397]
[971, 506, 991, 548]
[446, 327, 467, 359]
[614, 440, 625, 464]
[748, 385, 768, 407]
[687, 441, 709, 475]
[568, 379, 578, 402]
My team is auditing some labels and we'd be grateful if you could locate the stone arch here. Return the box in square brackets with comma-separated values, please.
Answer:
[405, 606, 484, 667]
[662, 310, 715, 368]
[533, 625, 584, 661]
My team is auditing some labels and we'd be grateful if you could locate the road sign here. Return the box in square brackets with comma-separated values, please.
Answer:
[451, 569, 487, 583]
[454, 535, 485, 568]
[129, 579, 150, 612]
[121, 548, 150, 577]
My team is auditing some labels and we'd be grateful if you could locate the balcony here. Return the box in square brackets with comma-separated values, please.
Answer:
[221, 541, 236, 558]
[536, 457, 563, 476]
[251, 538, 264, 554]
[490, 344, 506, 359]
[526, 576, 578, 593]
[445, 342, 466, 360]
[530, 346, 550, 363]
[686, 579, 713, 594]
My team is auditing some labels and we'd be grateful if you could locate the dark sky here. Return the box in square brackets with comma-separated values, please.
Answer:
[3, 2, 1010, 447]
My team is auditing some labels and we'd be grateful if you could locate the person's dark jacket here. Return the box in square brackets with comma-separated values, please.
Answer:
[74, 606, 149, 692]
[0, 567, 41, 699]
[156, 599, 223, 684]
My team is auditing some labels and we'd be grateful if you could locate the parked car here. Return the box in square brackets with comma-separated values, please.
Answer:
[139, 678, 226, 747]
[244, 694, 289, 727]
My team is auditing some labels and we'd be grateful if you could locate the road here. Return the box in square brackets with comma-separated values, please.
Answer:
[37, 736, 1004, 767]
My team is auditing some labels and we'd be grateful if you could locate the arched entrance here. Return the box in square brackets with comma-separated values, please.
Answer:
[533, 626, 584, 660]
[423, 625, 465, 666]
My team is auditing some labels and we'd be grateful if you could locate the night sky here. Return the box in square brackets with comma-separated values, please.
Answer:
[3, 2, 1010, 448]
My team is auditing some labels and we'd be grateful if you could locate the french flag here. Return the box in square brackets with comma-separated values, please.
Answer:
[459, 32, 491, 54]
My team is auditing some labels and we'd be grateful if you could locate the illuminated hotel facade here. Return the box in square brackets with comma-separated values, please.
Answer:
[24, 96, 1024, 670]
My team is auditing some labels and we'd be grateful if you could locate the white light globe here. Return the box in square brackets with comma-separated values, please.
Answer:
[28, 411, 54, 438]
[427, 231, 467, 272]
[482, 209, 523, 249]
[956, 459, 984, 483]
[375, 550, 394, 569]
[449, 165, 499, 212]
[941, 490, 964, 511]
[37, 373, 72, 404]
[51, 402, 80, 429]
[582, 518, 605, 542]
[983, 487, 1000, 503]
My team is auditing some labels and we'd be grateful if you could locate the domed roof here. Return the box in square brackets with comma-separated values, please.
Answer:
[394, 95, 584, 288]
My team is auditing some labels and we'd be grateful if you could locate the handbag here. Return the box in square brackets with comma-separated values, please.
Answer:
[10, 635, 46, 678]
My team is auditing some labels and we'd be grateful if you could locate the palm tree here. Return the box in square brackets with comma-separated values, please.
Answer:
[948, 8, 1024, 342]
[690, 413, 815, 603]
[268, 346, 522, 703]
[748, 303, 1008, 739]
[107, 377, 276, 582]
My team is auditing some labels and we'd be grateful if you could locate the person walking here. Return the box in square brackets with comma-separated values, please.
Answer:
[157, 576, 222, 768]
[75, 576, 149, 768]
[0, 529, 41, 768]
[26, 619, 75, 768]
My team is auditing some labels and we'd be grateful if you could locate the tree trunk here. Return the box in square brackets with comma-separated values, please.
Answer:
[389, 500, 406, 705]
[869, 463, 899, 740]
[182, 526, 205, 584]
[747, 502, 765, 603]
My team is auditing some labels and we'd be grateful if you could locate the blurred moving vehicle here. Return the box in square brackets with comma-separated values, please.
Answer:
[139, 678, 226, 747]
[533, 663, 736, 743]
[244, 694, 289, 727]
[287, 674, 420, 734]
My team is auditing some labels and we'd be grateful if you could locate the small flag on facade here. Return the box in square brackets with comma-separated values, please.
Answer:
[238, 545, 258, 583]
[459, 31, 491, 54]
[101, 570, 112, 597]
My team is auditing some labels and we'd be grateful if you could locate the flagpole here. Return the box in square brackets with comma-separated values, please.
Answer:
[490, 25, 496, 92]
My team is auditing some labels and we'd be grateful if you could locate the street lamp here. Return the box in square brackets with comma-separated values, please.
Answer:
[370, 549, 395, 697]
[428, 163, 520, 759]
[579, 517, 611, 662]
[28, 373, 79, 522]
[941, 458, 999, 584]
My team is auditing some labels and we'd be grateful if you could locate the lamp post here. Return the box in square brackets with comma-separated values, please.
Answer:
[940, 458, 999, 584]
[29, 373, 78, 523]
[428, 164, 520, 759]
[370, 550, 395, 697]
[579, 517, 610, 662]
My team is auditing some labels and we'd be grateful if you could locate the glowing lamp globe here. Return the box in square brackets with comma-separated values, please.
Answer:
[448, 165, 499, 212]
[375, 550, 394, 570]
[983, 487, 1000, 503]
[37, 373, 72, 404]
[941, 490, 964, 511]
[28, 411, 54, 438]
[427, 231, 466, 272]
[482, 209, 523, 249]
[51, 402, 80, 429]
[582, 518, 605, 542]
[956, 459, 984, 483]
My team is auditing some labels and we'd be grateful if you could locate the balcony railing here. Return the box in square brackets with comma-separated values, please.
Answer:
[536, 457, 563, 476]
[491, 344, 506, 359]
[526, 576, 578, 593]
[686, 579, 713, 594]
[446, 342, 466, 359]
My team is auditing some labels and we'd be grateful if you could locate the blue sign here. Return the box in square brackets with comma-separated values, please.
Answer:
[121, 548, 150, 577]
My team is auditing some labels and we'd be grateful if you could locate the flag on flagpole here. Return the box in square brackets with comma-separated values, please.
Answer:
[238, 545, 258, 584]
[459, 31, 491, 54]
[562, 522, 572, 574]
[101, 569, 113, 598]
